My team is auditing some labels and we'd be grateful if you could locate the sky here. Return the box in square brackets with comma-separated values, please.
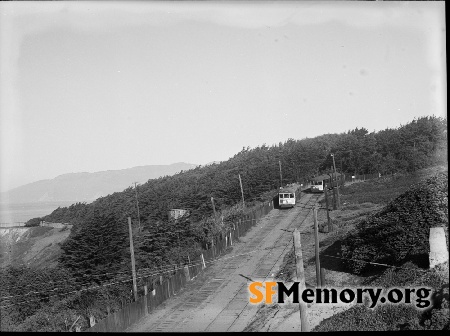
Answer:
[0, 1, 446, 192]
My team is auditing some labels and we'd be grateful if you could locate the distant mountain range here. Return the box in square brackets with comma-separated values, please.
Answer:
[2, 162, 198, 204]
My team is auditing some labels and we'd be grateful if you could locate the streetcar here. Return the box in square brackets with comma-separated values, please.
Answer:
[310, 172, 345, 193]
[278, 187, 296, 208]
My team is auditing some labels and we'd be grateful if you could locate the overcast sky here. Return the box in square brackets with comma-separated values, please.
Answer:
[0, 1, 446, 192]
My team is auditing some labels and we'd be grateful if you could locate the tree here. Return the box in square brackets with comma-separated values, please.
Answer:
[59, 211, 129, 281]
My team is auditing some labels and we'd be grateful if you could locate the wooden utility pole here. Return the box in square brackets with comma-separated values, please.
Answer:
[238, 174, 245, 208]
[320, 268, 326, 286]
[279, 160, 283, 188]
[313, 206, 322, 287]
[333, 187, 337, 210]
[211, 197, 217, 219]
[323, 184, 332, 232]
[133, 182, 141, 232]
[293, 229, 309, 332]
[330, 154, 340, 209]
[128, 217, 138, 302]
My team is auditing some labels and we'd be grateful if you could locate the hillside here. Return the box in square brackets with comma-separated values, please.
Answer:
[0, 116, 447, 332]
[2, 162, 197, 203]
[244, 165, 448, 331]
[0, 226, 71, 269]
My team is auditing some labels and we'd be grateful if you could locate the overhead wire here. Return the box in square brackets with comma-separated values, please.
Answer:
[2, 192, 310, 307]
[0, 242, 292, 304]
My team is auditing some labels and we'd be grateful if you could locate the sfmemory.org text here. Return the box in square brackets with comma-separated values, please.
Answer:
[248, 282, 432, 309]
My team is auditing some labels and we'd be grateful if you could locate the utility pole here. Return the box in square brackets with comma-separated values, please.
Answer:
[330, 154, 340, 209]
[128, 217, 138, 302]
[175, 230, 182, 264]
[133, 182, 141, 232]
[323, 183, 332, 232]
[211, 197, 217, 220]
[313, 205, 322, 287]
[279, 160, 283, 188]
[238, 174, 245, 208]
[293, 229, 309, 332]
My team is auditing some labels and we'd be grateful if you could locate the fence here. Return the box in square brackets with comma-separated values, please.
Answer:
[85, 193, 289, 332]
[40, 221, 73, 229]
[345, 173, 382, 182]
[0, 222, 26, 228]
[0, 221, 73, 229]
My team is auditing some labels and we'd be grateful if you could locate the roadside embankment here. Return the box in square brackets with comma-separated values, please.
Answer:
[0, 226, 72, 269]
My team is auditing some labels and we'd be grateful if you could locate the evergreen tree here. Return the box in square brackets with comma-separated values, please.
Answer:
[59, 211, 129, 282]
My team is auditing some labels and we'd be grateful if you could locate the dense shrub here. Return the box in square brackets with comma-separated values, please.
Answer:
[314, 262, 449, 331]
[340, 172, 448, 274]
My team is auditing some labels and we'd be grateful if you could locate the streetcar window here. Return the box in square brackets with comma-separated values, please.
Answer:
[289, 194, 294, 198]
[279, 194, 284, 198]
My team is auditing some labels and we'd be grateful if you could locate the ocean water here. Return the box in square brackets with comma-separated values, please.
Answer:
[0, 201, 77, 224]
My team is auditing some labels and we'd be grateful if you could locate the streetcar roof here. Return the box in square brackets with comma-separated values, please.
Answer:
[279, 188, 294, 194]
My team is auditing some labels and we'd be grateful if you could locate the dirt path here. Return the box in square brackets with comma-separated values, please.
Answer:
[128, 192, 321, 332]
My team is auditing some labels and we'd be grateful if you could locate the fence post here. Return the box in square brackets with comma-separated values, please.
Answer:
[144, 285, 148, 315]
[89, 315, 96, 328]
[201, 254, 206, 269]
[184, 264, 190, 281]
[429, 227, 449, 268]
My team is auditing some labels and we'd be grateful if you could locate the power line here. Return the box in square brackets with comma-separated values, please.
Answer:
[1, 194, 310, 307]
[0, 216, 271, 294]
[322, 255, 429, 273]
[0, 269, 135, 292]
[1, 242, 291, 303]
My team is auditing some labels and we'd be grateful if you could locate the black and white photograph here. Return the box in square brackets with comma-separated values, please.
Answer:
[0, 0, 447, 332]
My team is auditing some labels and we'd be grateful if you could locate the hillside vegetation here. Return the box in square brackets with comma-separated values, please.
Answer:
[312, 170, 449, 331]
[341, 171, 448, 274]
[1, 116, 447, 332]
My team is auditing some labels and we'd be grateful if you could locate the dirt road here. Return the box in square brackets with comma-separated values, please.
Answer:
[128, 192, 321, 332]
